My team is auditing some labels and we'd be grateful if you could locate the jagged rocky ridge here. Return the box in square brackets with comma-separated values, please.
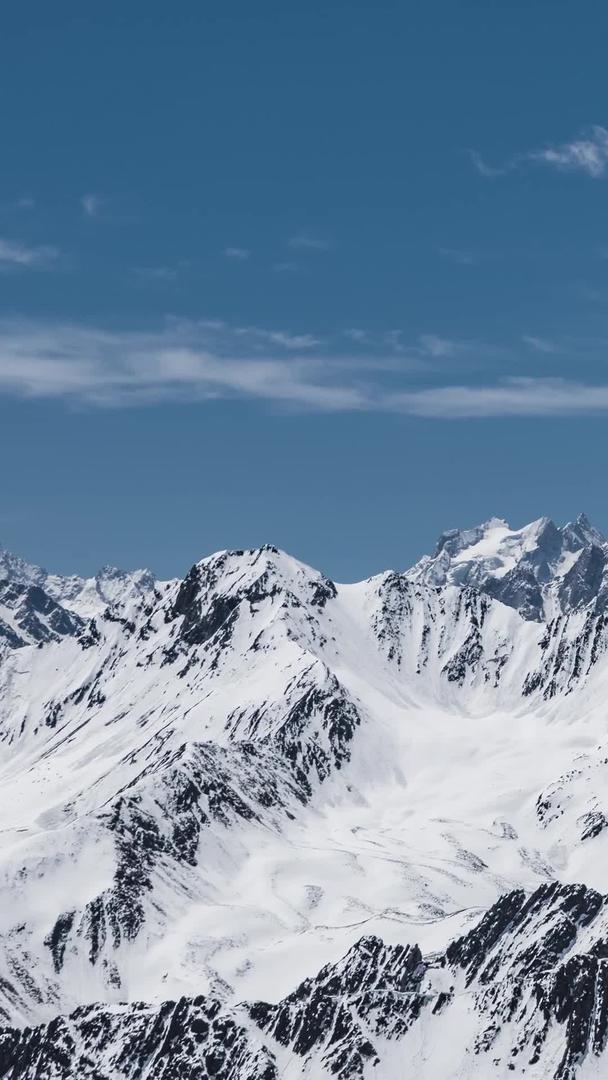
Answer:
[1, 882, 607, 1079]
[2, 519, 608, 1076]
[407, 513, 608, 622]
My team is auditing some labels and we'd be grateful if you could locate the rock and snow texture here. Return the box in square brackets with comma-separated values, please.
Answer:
[2, 518, 608, 1076]
[406, 513, 608, 621]
[3, 884, 608, 1079]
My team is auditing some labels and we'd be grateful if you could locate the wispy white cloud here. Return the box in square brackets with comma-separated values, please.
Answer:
[522, 334, 557, 354]
[469, 150, 509, 178]
[223, 246, 251, 260]
[288, 232, 331, 251]
[530, 126, 608, 178]
[81, 194, 103, 218]
[343, 328, 369, 344]
[388, 378, 608, 418]
[0, 318, 605, 419]
[0, 319, 352, 409]
[343, 328, 460, 359]
[0, 237, 59, 270]
[235, 326, 322, 349]
[471, 126, 608, 180]
[418, 334, 458, 358]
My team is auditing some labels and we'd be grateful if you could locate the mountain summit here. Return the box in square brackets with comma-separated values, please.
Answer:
[407, 513, 608, 620]
[0, 519, 608, 1077]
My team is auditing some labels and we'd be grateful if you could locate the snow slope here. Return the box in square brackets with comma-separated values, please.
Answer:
[1, 519, 608, 1076]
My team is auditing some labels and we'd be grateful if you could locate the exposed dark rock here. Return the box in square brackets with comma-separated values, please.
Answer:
[46, 741, 307, 973]
[0, 579, 83, 646]
[0, 996, 278, 1080]
[12, 883, 608, 1078]
[580, 811, 608, 842]
[250, 935, 428, 1078]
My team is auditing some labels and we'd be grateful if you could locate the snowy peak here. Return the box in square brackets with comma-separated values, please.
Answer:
[187, 544, 336, 605]
[561, 511, 606, 551]
[67, 563, 163, 619]
[0, 543, 163, 621]
[0, 547, 85, 648]
[407, 514, 608, 620]
[166, 544, 336, 653]
[0, 545, 49, 590]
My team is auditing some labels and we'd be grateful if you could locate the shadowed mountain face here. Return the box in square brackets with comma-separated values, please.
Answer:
[1, 518, 608, 1077]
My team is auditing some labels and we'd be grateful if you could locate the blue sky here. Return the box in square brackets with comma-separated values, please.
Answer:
[2, 0, 608, 580]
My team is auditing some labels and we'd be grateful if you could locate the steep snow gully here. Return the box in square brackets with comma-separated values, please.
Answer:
[1, 516, 608, 1076]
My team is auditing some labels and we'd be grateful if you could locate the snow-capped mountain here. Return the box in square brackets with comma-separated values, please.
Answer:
[1, 517, 608, 1077]
[407, 513, 608, 621]
[0, 542, 166, 630]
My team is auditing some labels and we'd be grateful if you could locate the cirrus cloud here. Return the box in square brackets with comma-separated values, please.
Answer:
[0, 318, 605, 420]
[471, 125, 608, 180]
[388, 378, 608, 418]
[530, 126, 608, 178]
[81, 194, 103, 218]
[0, 237, 59, 270]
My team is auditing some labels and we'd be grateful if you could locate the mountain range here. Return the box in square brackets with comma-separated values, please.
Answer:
[1, 515, 608, 1077]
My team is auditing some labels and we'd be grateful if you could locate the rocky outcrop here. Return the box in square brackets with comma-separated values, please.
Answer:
[7, 884, 608, 1078]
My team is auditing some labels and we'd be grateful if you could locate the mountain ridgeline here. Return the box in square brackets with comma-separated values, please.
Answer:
[1, 516, 608, 1077]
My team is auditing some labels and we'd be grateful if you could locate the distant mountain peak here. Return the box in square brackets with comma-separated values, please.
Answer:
[0, 543, 161, 620]
[408, 513, 608, 620]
